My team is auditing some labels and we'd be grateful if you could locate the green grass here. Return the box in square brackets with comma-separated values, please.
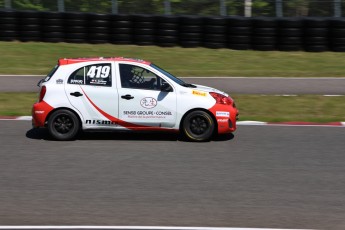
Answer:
[1, 93, 344, 122]
[0, 93, 37, 116]
[233, 94, 345, 122]
[1, 41, 345, 77]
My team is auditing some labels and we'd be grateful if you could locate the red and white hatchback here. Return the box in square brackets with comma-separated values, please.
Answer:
[32, 57, 238, 141]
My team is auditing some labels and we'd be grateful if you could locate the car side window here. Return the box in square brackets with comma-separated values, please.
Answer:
[68, 63, 112, 87]
[119, 64, 168, 90]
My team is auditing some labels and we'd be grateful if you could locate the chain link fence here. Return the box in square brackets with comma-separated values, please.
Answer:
[0, 0, 344, 17]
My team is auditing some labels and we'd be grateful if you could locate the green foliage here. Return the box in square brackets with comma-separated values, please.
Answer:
[0, 0, 341, 17]
[13, 0, 46, 10]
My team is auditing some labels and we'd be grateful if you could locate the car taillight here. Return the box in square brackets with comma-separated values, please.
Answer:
[209, 92, 233, 106]
[39, 86, 46, 102]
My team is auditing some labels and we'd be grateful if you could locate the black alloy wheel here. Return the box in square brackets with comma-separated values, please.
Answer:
[48, 109, 80, 141]
[182, 110, 215, 142]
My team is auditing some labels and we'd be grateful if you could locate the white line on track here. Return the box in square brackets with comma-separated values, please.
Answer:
[0, 226, 316, 230]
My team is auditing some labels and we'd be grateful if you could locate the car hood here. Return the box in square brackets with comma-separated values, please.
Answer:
[193, 84, 229, 97]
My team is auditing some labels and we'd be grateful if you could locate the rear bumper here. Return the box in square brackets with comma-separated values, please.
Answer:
[32, 101, 54, 128]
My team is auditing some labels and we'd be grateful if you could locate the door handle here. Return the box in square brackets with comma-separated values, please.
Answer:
[70, 92, 83, 97]
[121, 94, 134, 100]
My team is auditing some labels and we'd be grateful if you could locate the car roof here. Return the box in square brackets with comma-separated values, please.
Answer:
[58, 57, 151, 66]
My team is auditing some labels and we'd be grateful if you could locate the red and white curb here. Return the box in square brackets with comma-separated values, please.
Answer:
[237, 121, 345, 127]
[0, 116, 344, 127]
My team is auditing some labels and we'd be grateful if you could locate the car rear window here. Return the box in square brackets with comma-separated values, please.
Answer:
[44, 65, 59, 82]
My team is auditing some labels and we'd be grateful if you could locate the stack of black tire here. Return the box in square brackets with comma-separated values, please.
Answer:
[133, 15, 156, 46]
[329, 18, 345, 52]
[110, 14, 133, 44]
[64, 12, 87, 43]
[17, 11, 41, 42]
[227, 17, 252, 50]
[42, 12, 64, 43]
[155, 15, 179, 47]
[252, 17, 277, 51]
[87, 13, 110, 44]
[303, 18, 329, 52]
[202, 17, 227, 48]
[5, 10, 345, 53]
[0, 11, 17, 41]
[178, 16, 203, 48]
[277, 18, 303, 51]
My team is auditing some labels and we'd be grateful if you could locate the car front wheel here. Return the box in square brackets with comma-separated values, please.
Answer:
[182, 110, 215, 142]
[48, 109, 80, 141]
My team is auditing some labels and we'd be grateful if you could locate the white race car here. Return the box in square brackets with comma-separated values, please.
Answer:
[32, 57, 239, 141]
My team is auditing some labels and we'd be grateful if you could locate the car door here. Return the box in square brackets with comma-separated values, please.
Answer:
[116, 62, 177, 128]
[65, 61, 119, 128]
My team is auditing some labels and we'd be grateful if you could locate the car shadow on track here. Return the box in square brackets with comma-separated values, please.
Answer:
[26, 128, 234, 142]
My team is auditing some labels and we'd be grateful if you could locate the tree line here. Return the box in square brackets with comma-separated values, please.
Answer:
[0, 0, 342, 17]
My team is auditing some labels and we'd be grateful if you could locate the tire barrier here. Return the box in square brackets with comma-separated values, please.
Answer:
[17, 11, 42, 42]
[303, 18, 330, 52]
[227, 17, 252, 50]
[0, 11, 17, 41]
[178, 16, 203, 48]
[277, 18, 303, 51]
[1, 10, 345, 52]
[133, 14, 156, 46]
[42, 11, 65, 43]
[64, 12, 88, 43]
[329, 18, 345, 52]
[155, 15, 179, 47]
[252, 17, 277, 51]
[110, 14, 133, 44]
[203, 17, 227, 49]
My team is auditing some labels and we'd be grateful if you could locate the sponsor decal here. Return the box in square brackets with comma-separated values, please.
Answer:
[35, 111, 44, 114]
[123, 110, 172, 119]
[86, 120, 117, 125]
[56, 79, 63, 84]
[192, 90, 207, 97]
[90, 79, 108, 85]
[70, 79, 83, 84]
[217, 118, 228, 123]
[140, 97, 157, 109]
[216, 111, 230, 117]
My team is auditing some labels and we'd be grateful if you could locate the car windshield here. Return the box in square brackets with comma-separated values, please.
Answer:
[151, 64, 196, 88]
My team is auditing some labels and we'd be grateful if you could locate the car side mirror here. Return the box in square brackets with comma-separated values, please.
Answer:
[160, 83, 172, 92]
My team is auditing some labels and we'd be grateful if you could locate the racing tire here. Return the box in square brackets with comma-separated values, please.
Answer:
[48, 109, 80, 141]
[157, 23, 178, 30]
[182, 110, 215, 142]
[227, 27, 251, 36]
[252, 17, 277, 28]
[277, 18, 303, 28]
[228, 17, 252, 27]
[228, 43, 251, 50]
[179, 40, 201, 48]
[228, 35, 251, 44]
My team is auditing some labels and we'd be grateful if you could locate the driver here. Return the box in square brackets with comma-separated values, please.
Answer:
[120, 64, 156, 89]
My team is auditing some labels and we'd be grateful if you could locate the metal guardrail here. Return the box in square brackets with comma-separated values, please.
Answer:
[0, 0, 344, 17]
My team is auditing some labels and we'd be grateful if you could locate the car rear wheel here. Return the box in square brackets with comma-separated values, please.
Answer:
[182, 110, 215, 142]
[48, 109, 80, 141]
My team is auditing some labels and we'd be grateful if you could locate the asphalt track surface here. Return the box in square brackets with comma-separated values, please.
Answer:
[0, 120, 345, 229]
[1, 75, 345, 94]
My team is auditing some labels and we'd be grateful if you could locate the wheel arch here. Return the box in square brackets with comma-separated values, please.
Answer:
[44, 107, 83, 128]
[179, 108, 218, 135]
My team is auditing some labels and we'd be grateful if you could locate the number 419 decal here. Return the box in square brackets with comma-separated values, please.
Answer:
[87, 65, 111, 78]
